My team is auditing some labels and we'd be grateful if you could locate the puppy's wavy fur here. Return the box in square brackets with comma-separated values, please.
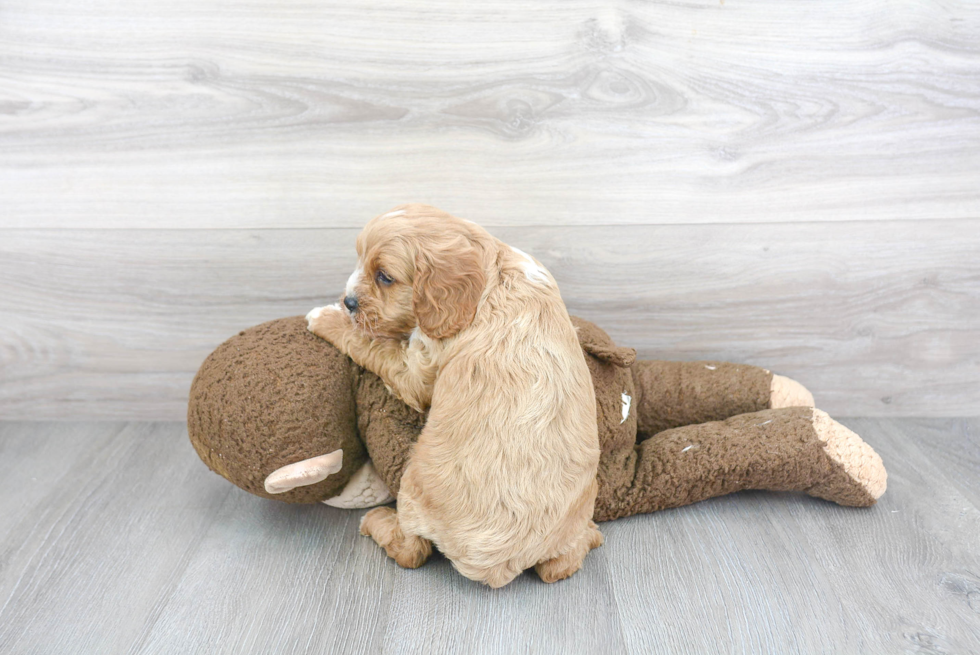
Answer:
[307, 204, 602, 587]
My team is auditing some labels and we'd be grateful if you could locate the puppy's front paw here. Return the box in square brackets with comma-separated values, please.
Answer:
[360, 507, 432, 569]
[306, 303, 350, 344]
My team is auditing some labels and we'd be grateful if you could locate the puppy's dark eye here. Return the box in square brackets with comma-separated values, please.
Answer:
[375, 269, 394, 286]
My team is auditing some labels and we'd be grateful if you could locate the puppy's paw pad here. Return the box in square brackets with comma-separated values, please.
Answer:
[305, 306, 324, 324]
[306, 304, 343, 330]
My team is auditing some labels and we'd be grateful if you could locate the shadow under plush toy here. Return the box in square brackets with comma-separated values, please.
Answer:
[188, 315, 886, 524]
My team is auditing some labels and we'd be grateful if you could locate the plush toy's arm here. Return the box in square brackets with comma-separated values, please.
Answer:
[630, 360, 813, 437]
[594, 406, 886, 522]
[354, 365, 428, 497]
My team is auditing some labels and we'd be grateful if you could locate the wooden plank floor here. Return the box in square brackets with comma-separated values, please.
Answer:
[1, 419, 977, 654]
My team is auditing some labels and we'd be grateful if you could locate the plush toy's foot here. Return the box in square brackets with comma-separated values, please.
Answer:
[770, 374, 815, 408]
[534, 521, 604, 584]
[808, 409, 887, 506]
[359, 506, 432, 569]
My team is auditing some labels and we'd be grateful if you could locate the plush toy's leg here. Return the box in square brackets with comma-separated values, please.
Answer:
[631, 360, 813, 436]
[359, 506, 433, 569]
[594, 406, 886, 522]
[534, 521, 604, 584]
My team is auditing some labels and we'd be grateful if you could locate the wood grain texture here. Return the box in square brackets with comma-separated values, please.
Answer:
[1, 0, 978, 228]
[607, 417, 980, 654]
[0, 419, 978, 654]
[0, 422, 233, 654]
[902, 418, 980, 510]
[2, 220, 977, 419]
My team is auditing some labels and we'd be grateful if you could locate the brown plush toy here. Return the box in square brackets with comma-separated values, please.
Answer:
[188, 316, 886, 520]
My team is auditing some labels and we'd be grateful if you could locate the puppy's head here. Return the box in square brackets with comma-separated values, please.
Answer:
[342, 205, 487, 340]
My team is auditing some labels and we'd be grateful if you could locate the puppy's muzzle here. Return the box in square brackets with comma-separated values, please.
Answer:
[343, 295, 359, 313]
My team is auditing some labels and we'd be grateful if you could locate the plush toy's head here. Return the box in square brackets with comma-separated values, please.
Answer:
[187, 317, 368, 503]
[188, 315, 638, 506]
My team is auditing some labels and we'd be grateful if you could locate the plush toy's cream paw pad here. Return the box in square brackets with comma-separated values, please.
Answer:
[264, 449, 344, 494]
[770, 374, 815, 408]
[322, 460, 394, 509]
[811, 409, 887, 503]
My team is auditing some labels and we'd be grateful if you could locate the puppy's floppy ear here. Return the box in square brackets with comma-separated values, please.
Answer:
[413, 236, 486, 339]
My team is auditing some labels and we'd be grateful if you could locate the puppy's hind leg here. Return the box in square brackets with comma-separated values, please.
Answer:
[534, 521, 604, 584]
[360, 506, 433, 569]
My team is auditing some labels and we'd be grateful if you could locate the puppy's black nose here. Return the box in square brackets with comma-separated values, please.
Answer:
[343, 295, 359, 312]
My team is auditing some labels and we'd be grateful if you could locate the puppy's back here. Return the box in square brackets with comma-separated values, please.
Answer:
[399, 241, 600, 584]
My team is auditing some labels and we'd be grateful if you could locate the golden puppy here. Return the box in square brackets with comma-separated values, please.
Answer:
[306, 204, 602, 587]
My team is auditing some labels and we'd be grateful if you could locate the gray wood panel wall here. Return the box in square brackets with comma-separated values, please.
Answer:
[2, 0, 979, 419]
